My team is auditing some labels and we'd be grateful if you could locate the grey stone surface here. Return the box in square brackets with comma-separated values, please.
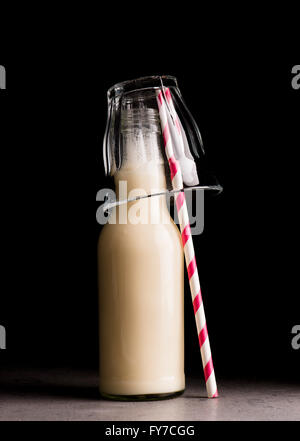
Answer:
[0, 368, 299, 421]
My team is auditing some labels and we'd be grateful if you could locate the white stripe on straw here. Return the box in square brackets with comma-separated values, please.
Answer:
[157, 88, 218, 398]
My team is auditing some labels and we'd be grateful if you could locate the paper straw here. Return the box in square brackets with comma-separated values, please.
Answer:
[157, 88, 218, 399]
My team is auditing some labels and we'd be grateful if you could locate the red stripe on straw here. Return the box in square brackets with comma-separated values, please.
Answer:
[199, 323, 208, 348]
[176, 192, 185, 212]
[157, 91, 163, 108]
[193, 292, 202, 315]
[163, 123, 170, 147]
[181, 224, 191, 248]
[165, 88, 172, 102]
[187, 256, 197, 280]
[212, 390, 219, 398]
[169, 157, 179, 181]
[165, 88, 181, 134]
[204, 357, 214, 383]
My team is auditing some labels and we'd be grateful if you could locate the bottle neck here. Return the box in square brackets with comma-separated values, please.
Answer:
[115, 108, 167, 197]
[113, 107, 170, 223]
[114, 164, 170, 225]
[116, 107, 163, 170]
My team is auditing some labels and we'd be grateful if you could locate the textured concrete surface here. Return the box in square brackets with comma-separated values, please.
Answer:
[0, 368, 299, 421]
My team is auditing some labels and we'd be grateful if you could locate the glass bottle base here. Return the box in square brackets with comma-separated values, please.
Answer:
[100, 389, 185, 402]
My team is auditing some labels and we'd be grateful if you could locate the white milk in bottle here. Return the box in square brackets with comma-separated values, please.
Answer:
[98, 108, 185, 399]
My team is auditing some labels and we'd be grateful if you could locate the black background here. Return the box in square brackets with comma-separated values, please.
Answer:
[0, 31, 299, 389]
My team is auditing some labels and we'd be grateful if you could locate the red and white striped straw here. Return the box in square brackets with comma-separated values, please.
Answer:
[157, 88, 218, 399]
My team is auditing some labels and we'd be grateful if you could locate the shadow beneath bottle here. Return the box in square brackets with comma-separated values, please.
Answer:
[0, 369, 102, 401]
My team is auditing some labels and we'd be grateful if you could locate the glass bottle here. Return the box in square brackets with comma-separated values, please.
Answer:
[98, 97, 185, 400]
